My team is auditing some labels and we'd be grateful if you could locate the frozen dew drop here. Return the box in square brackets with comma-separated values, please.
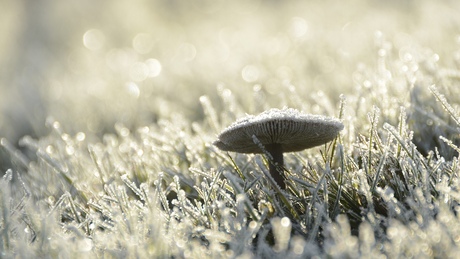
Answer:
[89, 222, 96, 230]
[61, 133, 71, 142]
[115, 123, 130, 137]
[248, 221, 257, 230]
[52, 121, 61, 130]
[363, 80, 372, 88]
[2, 169, 12, 182]
[236, 193, 246, 203]
[401, 65, 408, 72]
[65, 145, 75, 155]
[220, 88, 232, 99]
[83, 29, 105, 51]
[402, 52, 413, 62]
[47, 196, 56, 205]
[76, 132, 86, 142]
[374, 30, 383, 41]
[45, 145, 55, 154]
[77, 238, 93, 252]
[280, 217, 291, 228]
[138, 126, 150, 134]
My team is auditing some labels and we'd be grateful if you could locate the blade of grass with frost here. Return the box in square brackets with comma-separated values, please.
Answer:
[330, 144, 345, 217]
[327, 94, 346, 166]
[441, 153, 459, 186]
[326, 173, 362, 223]
[217, 86, 240, 123]
[323, 164, 331, 216]
[307, 204, 326, 243]
[36, 149, 89, 203]
[358, 169, 375, 214]
[291, 176, 316, 189]
[203, 169, 222, 205]
[254, 157, 300, 220]
[193, 183, 219, 228]
[121, 174, 146, 201]
[384, 123, 429, 170]
[304, 165, 327, 228]
[172, 189, 202, 225]
[1, 170, 13, 252]
[200, 95, 220, 134]
[5, 173, 30, 238]
[244, 174, 262, 193]
[412, 105, 460, 135]
[225, 153, 246, 181]
[88, 145, 106, 187]
[367, 106, 380, 176]
[1, 138, 29, 169]
[440, 136, 460, 154]
[286, 177, 301, 198]
[371, 134, 392, 192]
[155, 176, 171, 221]
[429, 85, 460, 127]
[397, 107, 407, 157]
[47, 192, 71, 218]
[223, 171, 260, 221]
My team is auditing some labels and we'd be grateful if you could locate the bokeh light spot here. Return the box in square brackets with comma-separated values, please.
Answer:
[176, 43, 197, 62]
[242, 65, 259, 82]
[106, 48, 137, 72]
[83, 29, 105, 51]
[146, 59, 162, 77]
[126, 82, 140, 98]
[129, 62, 149, 82]
[289, 17, 308, 38]
[133, 33, 155, 54]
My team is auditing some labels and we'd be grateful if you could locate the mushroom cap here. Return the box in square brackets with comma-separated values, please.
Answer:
[213, 108, 344, 153]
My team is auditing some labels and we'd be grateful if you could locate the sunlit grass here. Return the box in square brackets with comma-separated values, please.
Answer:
[2, 1, 460, 258]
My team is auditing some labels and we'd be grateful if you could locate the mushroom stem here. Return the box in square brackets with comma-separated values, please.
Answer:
[265, 143, 285, 189]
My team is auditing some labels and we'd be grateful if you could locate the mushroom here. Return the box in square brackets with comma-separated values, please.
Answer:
[213, 108, 344, 189]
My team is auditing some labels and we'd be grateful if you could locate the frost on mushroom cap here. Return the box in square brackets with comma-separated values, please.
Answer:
[213, 108, 344, 153]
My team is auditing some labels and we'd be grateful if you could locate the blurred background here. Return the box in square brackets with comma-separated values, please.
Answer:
[1, 0, 460, 171]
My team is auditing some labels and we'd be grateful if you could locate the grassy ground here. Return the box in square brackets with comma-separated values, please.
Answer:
[2, 1, 460, 258]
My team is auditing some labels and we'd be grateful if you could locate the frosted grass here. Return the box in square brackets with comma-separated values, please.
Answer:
[3, 62, 460, 257]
